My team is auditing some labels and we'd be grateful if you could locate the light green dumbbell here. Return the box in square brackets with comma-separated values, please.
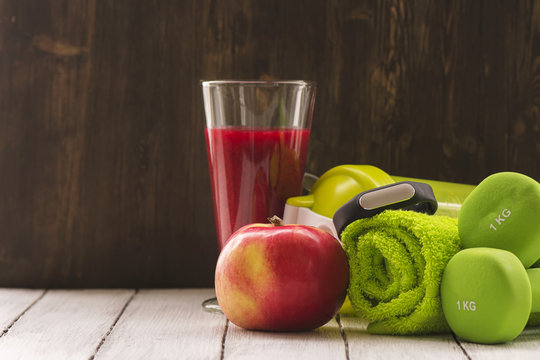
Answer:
[441, 248, 540, 344]
[458, 172, 540, 267]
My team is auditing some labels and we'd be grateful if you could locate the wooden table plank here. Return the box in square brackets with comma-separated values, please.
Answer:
[341, 316, 468, 360]
[0, 289, 44, 333]
[224, 317, 346, 360]
[0, 289, 536, 359]
[0, 289, 134, 360]
[459, 327, 540, 360]
[94, 289, 226, 360]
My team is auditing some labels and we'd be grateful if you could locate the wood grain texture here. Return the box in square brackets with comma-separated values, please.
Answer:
[0, 0, 539, 287]
[224, 317, 346, 360]
[0, 289, 535, 359]
[459, 327, 540, 360]
[0, 289, 134, 359]
[94, 289, 226, 360]
[341, 316, 467, 360]
[0, 289, 44, 332]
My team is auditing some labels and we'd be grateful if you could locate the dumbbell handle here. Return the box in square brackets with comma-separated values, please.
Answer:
[529, 268, 540, 313]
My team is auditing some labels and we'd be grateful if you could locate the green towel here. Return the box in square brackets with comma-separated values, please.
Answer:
[341, 210, 461, 335]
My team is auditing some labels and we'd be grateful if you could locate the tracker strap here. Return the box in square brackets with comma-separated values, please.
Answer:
[332, 181, 438, 237]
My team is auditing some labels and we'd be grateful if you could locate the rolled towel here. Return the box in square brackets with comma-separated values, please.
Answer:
[341, 210, 461, 335]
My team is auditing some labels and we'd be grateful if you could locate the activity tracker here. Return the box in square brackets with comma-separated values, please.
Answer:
[332, 181, 438, 236]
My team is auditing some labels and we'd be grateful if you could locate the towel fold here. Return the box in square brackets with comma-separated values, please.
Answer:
[341, 210, 461, 335]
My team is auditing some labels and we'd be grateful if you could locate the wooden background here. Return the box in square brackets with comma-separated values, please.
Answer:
[0, 0, 539, 288]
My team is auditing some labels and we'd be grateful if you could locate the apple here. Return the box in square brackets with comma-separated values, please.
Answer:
[215, 216, 349, 331]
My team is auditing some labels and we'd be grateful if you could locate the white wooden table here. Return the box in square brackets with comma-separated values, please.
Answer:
[0, 288, 538, 359]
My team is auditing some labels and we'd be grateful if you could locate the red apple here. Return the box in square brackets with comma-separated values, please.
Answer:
[215, 217, 349, 331]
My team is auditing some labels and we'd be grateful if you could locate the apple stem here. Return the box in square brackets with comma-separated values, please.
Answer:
[268, 216, 284, 226]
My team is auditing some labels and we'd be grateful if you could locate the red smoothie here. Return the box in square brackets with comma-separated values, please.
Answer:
[205, 127, 310, 249]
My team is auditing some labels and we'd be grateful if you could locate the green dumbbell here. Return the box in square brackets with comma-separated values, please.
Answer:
[458, 172, 540, 267]
[441, 248, 540, 344]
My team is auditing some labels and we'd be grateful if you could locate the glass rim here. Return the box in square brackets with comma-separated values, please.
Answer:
[201, 80, 316, 87]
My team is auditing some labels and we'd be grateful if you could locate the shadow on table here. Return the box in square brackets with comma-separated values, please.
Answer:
[458, 327, 540, 352]
[340, 315, 461, 343]
[341, 315, 540, 348]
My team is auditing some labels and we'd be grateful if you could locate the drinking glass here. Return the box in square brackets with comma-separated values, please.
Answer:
[201, 80, 316, 311]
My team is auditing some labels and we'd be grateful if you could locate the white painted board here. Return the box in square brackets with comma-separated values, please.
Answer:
[0, 289, 44, 332]
[0, 289, 134, 360]
[341, 316, 467, 360]
[0, 288, 535, 359]
[94, 289, 226, 360]
[224, 317, 346, 360]
[459, 327, 540, 360]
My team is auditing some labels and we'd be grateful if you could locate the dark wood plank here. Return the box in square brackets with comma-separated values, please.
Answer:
[0, 0, 538, 287]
